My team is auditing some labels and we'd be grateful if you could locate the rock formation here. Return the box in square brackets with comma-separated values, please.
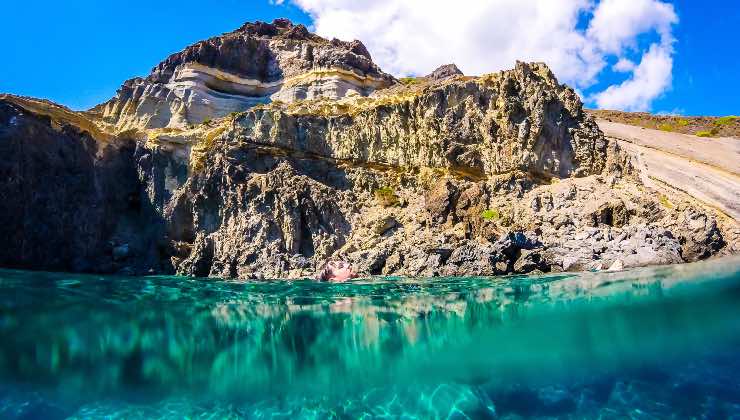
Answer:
[0, 20, 736, 279]
[426, 64, 464, 80]
[91, 19, 396, 131]
[232, 62, 606, 178]
[0, 98, 165, 273]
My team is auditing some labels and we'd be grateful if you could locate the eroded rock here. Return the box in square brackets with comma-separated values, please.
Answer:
[92, 19, 397, 130]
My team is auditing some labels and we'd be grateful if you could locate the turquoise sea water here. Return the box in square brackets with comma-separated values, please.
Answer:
[1, 257, 739, 419]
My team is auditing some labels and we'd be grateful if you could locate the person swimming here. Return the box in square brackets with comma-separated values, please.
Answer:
[315, 260, 358, 282]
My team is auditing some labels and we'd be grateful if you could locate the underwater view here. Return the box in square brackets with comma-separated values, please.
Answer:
[0, 256, 739, 419]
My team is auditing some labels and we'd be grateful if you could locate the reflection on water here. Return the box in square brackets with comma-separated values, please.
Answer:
[0, 257, 739, 418]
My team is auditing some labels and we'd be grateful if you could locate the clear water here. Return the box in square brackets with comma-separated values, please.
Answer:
[1, 257, 739, 419]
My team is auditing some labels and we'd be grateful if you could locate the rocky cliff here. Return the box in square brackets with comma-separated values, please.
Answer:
[0, 20, 736, 279]
[0, 98, 167, 273]
[92, 19, 395, 131]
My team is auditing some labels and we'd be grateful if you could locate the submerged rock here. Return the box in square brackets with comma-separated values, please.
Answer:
[112, 244, 131, 261]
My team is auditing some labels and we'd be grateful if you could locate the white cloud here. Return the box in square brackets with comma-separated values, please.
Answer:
[655, 108, 685, 116]
[285, 0, 678, 112]
[613, 58, 636, 73]
[587, 0, 677, 53]
[593, 43, 673, 111]
[292, 0, 597, 84]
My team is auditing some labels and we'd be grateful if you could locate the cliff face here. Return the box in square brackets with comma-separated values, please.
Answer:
[232, 62, 605, 179]
[0, 20, 736, 278]
[92, 19, 396, 131]
[0, 99, 168, 273]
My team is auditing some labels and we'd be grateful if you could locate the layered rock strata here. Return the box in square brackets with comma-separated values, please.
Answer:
[92, 19, 396, 131]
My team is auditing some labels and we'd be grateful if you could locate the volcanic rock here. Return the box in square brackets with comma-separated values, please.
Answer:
[427, 63, 464, 80]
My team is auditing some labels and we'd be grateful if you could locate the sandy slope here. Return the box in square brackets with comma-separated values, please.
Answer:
[597, 120, 740, 221]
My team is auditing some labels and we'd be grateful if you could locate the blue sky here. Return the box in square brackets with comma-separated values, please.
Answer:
[589, 1, 740, 115]
[1, 1, 737, 116]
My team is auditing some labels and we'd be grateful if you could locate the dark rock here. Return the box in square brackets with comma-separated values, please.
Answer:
[591, 199, 629, 227]
[238, 20, 279, 37]
[348, 40, 372, 60]
[427, 63, 464, 80]
[178, 233, 215, 277]
[0, 100, 165, 275]
[285, 24, 310, 40]
[514, 248, 551, 273]
[112, 244, 130, 261]
[674, 208, 725, 261]
[495, 232, 542, 258]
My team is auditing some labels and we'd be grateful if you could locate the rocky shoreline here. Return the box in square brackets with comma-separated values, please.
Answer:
[0, 19, 736, 279]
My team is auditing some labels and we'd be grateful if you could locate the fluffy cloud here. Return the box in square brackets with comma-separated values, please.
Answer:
[283, 0, 678, 111]
[613, 58, 637, 73]
[593, 43, 674, 111]
[587, 0, 677, 111]
[587, 0, 677, 53]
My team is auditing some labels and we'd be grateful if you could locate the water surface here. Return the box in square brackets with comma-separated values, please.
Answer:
[1, 257, 739, 418]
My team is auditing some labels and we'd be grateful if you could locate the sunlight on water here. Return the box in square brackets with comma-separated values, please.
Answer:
[0, 256, 739, 419]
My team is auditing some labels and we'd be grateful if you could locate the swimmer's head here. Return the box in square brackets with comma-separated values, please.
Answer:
[316, 260, 358, 282]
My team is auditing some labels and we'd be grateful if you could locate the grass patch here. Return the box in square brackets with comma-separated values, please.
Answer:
[399, 77, 422, 86]
[658, 194, 674, 209]
[657, 123, 674, 132]
[715, 116, 738, 126]
[374, 187, 400, 207]
[677, 119, 690, 127]
[204, 126, 227, 146]
[481, 209, 501, 221]
[696, 126, 720, 137]
[190, 125, 228, 172]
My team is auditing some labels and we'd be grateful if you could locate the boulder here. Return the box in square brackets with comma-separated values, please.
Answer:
[373, 216, 400, 235]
